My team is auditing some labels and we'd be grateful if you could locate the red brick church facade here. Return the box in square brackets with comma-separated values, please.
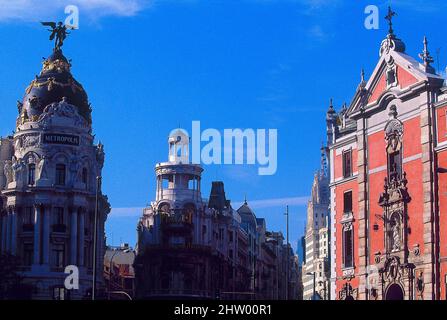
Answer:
[327, 11, 447, 300]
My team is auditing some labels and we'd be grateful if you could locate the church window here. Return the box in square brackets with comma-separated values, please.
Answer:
[342, 150, 352, 178]
[343, 191, 353, 213]
[342, 226, 354, 268]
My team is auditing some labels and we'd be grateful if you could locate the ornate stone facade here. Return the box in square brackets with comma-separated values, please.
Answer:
[0, 47, 110, 299]
[327, 12, 447, 300]
[134, 129, 300, 299]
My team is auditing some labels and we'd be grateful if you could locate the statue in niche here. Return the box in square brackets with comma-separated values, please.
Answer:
[37, 156, 49, 180]
[3, 161, 13, 185]
[389, 213, 401, 252]
[96, 143, 105, 167]
[12, 157, 25, 182]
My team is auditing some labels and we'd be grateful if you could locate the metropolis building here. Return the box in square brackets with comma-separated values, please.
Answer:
[0, 40, 110, 299]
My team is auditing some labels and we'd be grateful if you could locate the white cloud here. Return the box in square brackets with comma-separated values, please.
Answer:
[0, 0, 150, 22]
[110, 207, 143, 217]
[110, 195, 309, 217]
[233, 196, 309, 209]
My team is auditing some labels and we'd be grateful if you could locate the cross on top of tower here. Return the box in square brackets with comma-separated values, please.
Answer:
[385, 6, 397, 36]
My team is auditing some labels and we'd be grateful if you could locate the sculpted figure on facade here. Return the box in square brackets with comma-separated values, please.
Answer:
[3, 160, 13, 185]
[96, 143, 105, 168]
[37, 155, 49, 180]
[390, 213, 401, 252]
[12, 157, 26, 183]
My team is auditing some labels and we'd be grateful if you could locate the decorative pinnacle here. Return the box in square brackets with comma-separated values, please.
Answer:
[419, 36, 434, 69]
[385, 6, 397, 36]
[361, 68, 365, 83]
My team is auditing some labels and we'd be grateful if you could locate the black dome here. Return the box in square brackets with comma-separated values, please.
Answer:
[21, 49, 91, 123]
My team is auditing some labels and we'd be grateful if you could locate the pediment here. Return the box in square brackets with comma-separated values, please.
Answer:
[347, 50, 444, 117]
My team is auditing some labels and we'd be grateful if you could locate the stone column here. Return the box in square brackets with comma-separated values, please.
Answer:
[70, 207, 78, 265]
[78, 208, 85, 267]
[420, 101, 436, 299]
[33, 204, 42, 265]
[42, 205, 50, 265]
[356, 112, 369, 300]
[6, 211, 12, 252]
[11, 207, 18, 255]
[0, 215, 6, 253]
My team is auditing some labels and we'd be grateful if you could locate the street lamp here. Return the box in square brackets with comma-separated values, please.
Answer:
[285, 205, 289, 300]
[306, 272, 316, 300]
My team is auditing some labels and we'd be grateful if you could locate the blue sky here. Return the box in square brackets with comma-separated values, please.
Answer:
[0, 0, 446, 256]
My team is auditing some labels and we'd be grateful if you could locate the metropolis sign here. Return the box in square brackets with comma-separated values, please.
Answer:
[43, 133, 80, 146]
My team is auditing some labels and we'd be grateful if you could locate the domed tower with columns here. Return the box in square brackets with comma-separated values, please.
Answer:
[135, 129, 243, 299]
[0, 27, 110, 299]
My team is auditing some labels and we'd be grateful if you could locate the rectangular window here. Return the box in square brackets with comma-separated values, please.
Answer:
[52, 244, 65, 268]
[53, 287, 69, 300]
[343, 228, 353, 268]
[344, 191, 353, 213]
[82, 168, 88, 184]
[23, 207, 34, 225]
[228, 231, 233, 243]
[84, 245, 91, 268]
[342, 150, 352, 178]
[23, 243, 34, 266]
[54, 207, 64, 225]
[55, 164, 66, 186]
[28, 164, 35, 185]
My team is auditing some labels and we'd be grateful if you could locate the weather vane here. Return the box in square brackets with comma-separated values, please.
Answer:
[40, 21, 73, 51]
[385, 6, 396, 36]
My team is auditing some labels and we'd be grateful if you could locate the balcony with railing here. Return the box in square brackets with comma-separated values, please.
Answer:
[160, 213, 193, 231]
